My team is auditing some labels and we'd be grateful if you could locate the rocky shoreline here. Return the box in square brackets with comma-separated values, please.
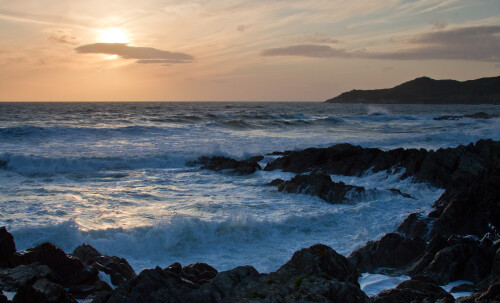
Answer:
[1, 139, 499, 302]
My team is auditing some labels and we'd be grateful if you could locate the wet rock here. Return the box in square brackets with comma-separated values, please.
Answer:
[0, 227, 16, 266]
[348, 233, 426, 273]
[388, 188, 415, 199]
[73, 244, 136, 287]
[225, 244, 369, 303]
[272, 174, 366, 204]
[12, 242, 98, 288]
[464, 112, 499, 119]
[68, 280, 112, 299]
[409, 235, 494, 285]
[12, 285, 48, 303]
[264, 140, 500, 189]
[33, 279, 77, 303]
[434, 115, 462, 120]
[0, 160, 6, 169]
[273, 244, 360, 285]
[373, 276, 455, 303]
[196, 155, 264, 175]
[457, 283, 500, 302]
[0, 263, 59, 292]
[397, 213, 431, 240]
[428, 177, 500, 240]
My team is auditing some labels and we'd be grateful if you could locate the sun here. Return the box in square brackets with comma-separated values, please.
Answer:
[97, 28, 129, 43]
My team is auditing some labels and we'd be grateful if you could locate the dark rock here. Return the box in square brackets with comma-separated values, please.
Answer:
[264, 140, 500, 190]
[435, 112, 500, 120]
[434, 115, 462, 120]
[457, 283, 500, 302]
[0, 263, 59, 292]
[272, 173, 366, 204]
[464, 112, 499, 119]
[273, 244, 360, 286]
[68, 280, 112, 299]
[102, 244, 369, 303]
[33, 279, 77, 303]
[397, 213, 431, 240]
[325, 75, 500, 104]
[409, 235, 494, 284]
[267, 178, 284, 186]
[428, 177, 500, 240]
[348, 233, 427, 273]
[0, 227, 16, 265]
[103, 264, 249, 303]
[284, 276, 370, 303]
[12, 242, 98, 288]
[12, 285, 48, 303]
[0, 160, 6, 169]
[224, 244, 369, 303]
[372, 276, 455, 303]
[450, 283, 476, 293]
[388, 188, 415, 199]
[73, 244, 136, 287]
[0, 291, 7, 303]
[196, 155, 263, 175]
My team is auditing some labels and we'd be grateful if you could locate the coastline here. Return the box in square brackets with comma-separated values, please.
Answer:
[1, 139, 499, 302]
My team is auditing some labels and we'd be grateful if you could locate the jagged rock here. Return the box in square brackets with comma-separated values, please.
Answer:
[264, 140, 500, 189]
[409, 235, 494, 284]
[433, 112, 499, 120]
[224, 244, 369, 303]
[12, 285, 48, 303]
[271, 174, 366, 204]
[273, 244, 360, 285]
[397, 213, 431, 240]
[195, 155, 263, 175]
[33, 279, 77, 303]
[428, 177, 500, 239]
[101, 244, 369, 303]
[388, 188, 415, 199]
[103, 262, 230, 303]
[457, 283, 500, 302]
[0, 263, 59, 292]
[73, 244, 136, 287]
[11, 242, 99, 288]
[68, 280, 112, 299]
[348, 233, 426, 273]
[373, 276, 455, 303]
[0, 290, 8, 303]
[465, 112, 499, 119]
[0, 227, 16, 266]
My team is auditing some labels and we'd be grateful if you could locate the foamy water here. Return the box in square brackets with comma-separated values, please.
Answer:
[0, 102, 499, 273]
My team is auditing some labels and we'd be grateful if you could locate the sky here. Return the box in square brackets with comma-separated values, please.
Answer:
[0, 0, 499, 101]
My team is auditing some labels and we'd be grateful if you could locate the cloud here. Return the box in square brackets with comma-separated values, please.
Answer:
[75, 43, 194, 63]
[297, 33, 340, 44]
[261, 44, 352, 58]
[136, 59, 192, 64]
[44, 28, 79, 45]
[237, 25, 248, 32]
[429, 21, 447, 30]
[261, 26, 500, 62]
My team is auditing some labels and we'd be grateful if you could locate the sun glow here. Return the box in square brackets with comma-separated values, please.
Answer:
[98, 28, 129, 43]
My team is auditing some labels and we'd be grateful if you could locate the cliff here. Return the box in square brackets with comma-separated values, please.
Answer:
[325, 76, 500, 104]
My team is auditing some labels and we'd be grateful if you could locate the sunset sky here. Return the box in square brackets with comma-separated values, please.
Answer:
[0, 0, 499, 101]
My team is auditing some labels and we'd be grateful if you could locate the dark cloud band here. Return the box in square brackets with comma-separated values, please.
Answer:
[75, 43, 193, 63]
[261, 26, 500, 62]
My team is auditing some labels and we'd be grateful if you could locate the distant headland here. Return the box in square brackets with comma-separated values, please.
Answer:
[325, 76, 500, 104]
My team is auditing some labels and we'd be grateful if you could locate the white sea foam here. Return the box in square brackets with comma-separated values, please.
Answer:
[359, 273, 410, 297]
[0, 102, 497, 276]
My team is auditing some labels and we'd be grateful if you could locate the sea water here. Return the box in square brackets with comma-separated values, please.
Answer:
[0, 102, 499, 275]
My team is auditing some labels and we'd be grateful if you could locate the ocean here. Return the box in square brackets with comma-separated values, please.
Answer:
[1, 102, 499, 273]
